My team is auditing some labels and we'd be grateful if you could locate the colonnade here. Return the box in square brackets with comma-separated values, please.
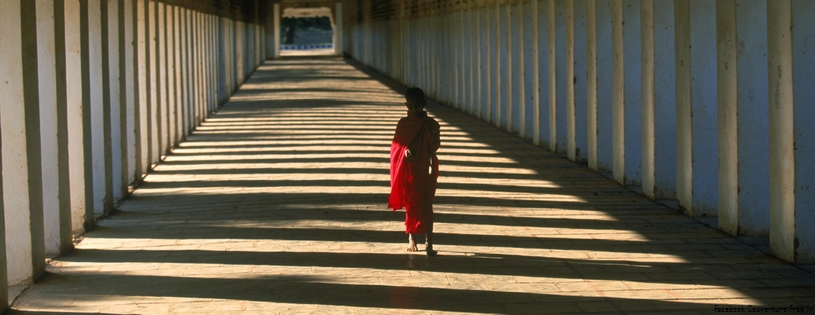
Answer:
[342, 0, 815, 263]
[0, 0, 265, 305]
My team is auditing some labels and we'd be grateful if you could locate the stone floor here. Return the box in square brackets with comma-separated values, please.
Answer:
[10, 58, 815, 314]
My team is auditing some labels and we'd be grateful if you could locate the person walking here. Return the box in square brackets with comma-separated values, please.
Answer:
[388, 87, 441, 256]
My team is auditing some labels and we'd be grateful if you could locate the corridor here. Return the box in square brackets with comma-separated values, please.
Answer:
[10, 58, 815, 314]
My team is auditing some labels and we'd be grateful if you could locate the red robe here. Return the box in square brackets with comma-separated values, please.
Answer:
[388, 114, 440, 234]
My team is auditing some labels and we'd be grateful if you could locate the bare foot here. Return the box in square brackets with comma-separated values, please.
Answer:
[425, 243, 437, 256]
[407, 234, 418, 252]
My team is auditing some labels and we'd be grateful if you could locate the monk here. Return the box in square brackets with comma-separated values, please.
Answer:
[388, 87, 441, 256]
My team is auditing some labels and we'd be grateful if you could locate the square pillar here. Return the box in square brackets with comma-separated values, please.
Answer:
[530, 0, 539, 145]
[334, 3, 343, 56]
[595, 0, 614, 172]
[515, 2, 526, 138]
[135, 0, 148, 179]
[547, 0, 557, 152]
[1, 0, 44, 285]
[37, 0, 70, 256]
[717, 0, 770, 236]
[555, 0, 568, 154]
[586, 0, 598, 168]
[573, 0, 588, 162]
[689, 0, 718, 215]
[769, 0, 815, 263]
[652, 0, 677, 200]
[564, 0, 575, 159]
[622, 0, 643, 186]
[611, 0, 624, 183]
[119, 0, 135, 199]
[790, 0, 815, 263]
[504, 3, 513, 132]
[101, 0, 116, 216]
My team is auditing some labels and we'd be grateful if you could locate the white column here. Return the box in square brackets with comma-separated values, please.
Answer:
[735, 0, 770, 235]
[574, 0, 588, 161]
[768, 0, 794, 262]
[217, 16, 224, 104]
[653, 0, 677, 199]
[455, 10, 462, 110]
[555, 0, 567, 154]
[165, 5, 176, 151]
[182, 9, 192, 135]
[675, 0, 692, 212]
[191, 10, 199, 131]
[189, 10, 196, 131]
[596, 0, 614, 172]
[174, 7, 183, 143]
[547, 0, 556, 151]
[201, 13, 209, 113]
[467, 8, 474, 114]
[642, 0, 655, 197]
[433, 15, 438, 98]
[460, 8, 472, 112]
[689, 0, 718, 215]
[36, 0, 64, 256]
[538, 0, 550, 147]
[476, 5, 483, 118]
[586, 0, 597, 169]
[622, 0, 642, 186]
[146, 0, 156, 168]
[196, 10, 202, 120]
[155, 2, 165, 158]
[505, 4, 513, 132]
[790, 0, 815, 262]
[254, 3, 260, 65]
[767, 0, 815, 263]
[0, 119, 7, 306]
[611, 0, 624, 184]
[532, 0, 541, 145]
[101, 0, 116, 215]
[86, 0, 105, 224]
[227, 18, 233, 98]
[268, 4, 279, 59]
[212, 15, 217, 108]
[435, 15, 440, 97]
[135, 0, 147, 178]
[565, 0, 575, 159]
[1, 0, 36, 285]
[494, 2, 502, 126]
[235, 21, 245, 86]
[54, 0, 76, 255]
[190, 10, 197, 130]
[120, 0, 135, 198]
[485, 4, 493, 124]
[66, 0, 87, 233]
[101, 0, 122, 214]
[200, 12, 206, 120]
[517, 1, 526, 139]
[22, 0, 46, 278]
[420, 17, 426, 89]
[717, 0, 738, 234]
[201, 13, 207, 113]
[335, 3, 343, 55]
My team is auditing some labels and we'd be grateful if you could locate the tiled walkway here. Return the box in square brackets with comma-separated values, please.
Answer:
[11, 58, 815, 314]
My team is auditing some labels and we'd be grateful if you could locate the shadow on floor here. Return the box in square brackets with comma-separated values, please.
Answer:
[12, 57, 815, 314]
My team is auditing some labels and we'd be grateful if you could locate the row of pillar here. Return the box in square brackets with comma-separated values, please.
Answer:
[0, 0, 265, 308]
[343, 0, 815, 263]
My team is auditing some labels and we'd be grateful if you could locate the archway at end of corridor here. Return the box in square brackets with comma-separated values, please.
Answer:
[280, 7, 336, 56]
[265, 1, 344, 59]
